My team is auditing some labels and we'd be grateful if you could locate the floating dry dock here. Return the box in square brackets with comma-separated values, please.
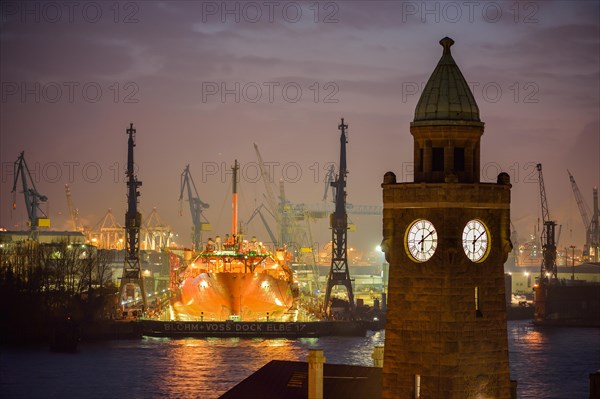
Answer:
[142, 320, 376, 338]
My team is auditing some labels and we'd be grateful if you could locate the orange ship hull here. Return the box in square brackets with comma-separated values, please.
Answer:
[171, 244, 297, 321]
[173, 272, 295, 321]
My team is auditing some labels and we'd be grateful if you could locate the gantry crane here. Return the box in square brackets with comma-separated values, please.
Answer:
[143, 208, 171, 251]
[119, 123, 147, 312]
[536, 164, 557, 281]
[179, 165, 210, 251]
[89, 209, 124, 249]
[323, 118, 355, 318]
[11, 151, 50, 238]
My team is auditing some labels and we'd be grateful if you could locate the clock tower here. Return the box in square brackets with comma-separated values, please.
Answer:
[381, 38, 513, 398]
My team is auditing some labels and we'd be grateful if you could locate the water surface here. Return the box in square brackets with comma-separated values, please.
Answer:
[1, 322, 598, 398]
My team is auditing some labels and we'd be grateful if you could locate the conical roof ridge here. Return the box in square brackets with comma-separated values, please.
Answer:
[413, 37, 480, 122]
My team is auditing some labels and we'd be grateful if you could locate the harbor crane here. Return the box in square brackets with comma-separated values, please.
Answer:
[322, 164, 335, 202]
[249, 148, 322, 289]
[64, 184, 83, 232]
[11, 151, 50, 238]
[246, 204, 278, 245]
[143, 208, 171, 251]
[119, 123, 147, 312]
[323, 118, 356, 318]
[536, 163, 558, 281]
[253, 143, 310, 248]
[567, 170, 599, 261]
[321, 164, 382, 216]
[592, 188, 600, 262]
[254, 143, 283, 245]
[179, 165, 210, 251]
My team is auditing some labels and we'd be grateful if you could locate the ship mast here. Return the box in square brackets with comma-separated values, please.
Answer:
[232, 160, 239, 236]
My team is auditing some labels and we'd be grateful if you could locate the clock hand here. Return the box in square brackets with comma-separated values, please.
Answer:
[472, 231, 485, 250]
[419, 230, 434, 250]
[473, 231, 485, 244]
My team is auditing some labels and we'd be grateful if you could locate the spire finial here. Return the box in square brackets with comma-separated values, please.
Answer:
[440, 37, 454, 55]
[338, 117, 347, 132]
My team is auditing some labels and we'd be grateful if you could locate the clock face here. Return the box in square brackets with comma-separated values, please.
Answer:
[406, 219, 438, 262]
[462, 219, 490, 262]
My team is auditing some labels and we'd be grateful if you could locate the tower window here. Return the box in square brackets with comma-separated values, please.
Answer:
[454, 147, 465, 172]
[419, 148, 424, 172]
[475, 286, 483, 318]
[415, 374, 421, 398]
[432, 147, 444, 172]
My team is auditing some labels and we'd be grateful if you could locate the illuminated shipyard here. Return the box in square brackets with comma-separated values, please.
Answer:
[2, 115, 389, 333]
[1, 105, 598, 329]
[1, 8, 599, 394]
[1, 78, 598, 341]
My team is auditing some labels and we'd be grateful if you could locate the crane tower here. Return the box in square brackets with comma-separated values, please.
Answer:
[11, 151, 50, 239]
[119, 123, 147, 312]
[592, 188, 600, 262]
[568, 170, 592, 258]
[537, 163, 558, 281]
[323, 118, 355, 318]
[179, 165, 210, 251]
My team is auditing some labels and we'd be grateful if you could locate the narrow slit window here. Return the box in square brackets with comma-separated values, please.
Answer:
[475, 286, 483, 318]
[454, 147, 465, 172]
[432, 147, 444, 172]
[414, 374, 421, 399]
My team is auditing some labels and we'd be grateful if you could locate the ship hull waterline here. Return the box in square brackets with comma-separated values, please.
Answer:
[142, 320, 373, 338]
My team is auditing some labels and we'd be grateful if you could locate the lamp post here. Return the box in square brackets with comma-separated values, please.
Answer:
[570, 245, 576, 281]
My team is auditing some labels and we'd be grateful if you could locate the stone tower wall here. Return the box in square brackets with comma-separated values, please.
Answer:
[381, 182, 512, 399]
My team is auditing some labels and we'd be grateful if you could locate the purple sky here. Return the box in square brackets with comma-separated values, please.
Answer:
[1, 1, 599, 255]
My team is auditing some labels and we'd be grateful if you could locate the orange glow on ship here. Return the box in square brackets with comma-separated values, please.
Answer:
[172, 244, 297, 321]
[171, 160, 298, 321]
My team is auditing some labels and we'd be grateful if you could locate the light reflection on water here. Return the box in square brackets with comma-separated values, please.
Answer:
[508, 320, 600, 399]
[1, 324, 598, 398]
[0, 331, 385, 399]
[154, 331, 387, 398]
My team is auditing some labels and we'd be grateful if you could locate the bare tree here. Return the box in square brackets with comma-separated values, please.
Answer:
[0, 241, 120, 323]
[95, 249, 115, 289]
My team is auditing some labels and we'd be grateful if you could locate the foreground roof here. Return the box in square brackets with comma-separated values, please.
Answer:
[219, 360, 382, 399]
